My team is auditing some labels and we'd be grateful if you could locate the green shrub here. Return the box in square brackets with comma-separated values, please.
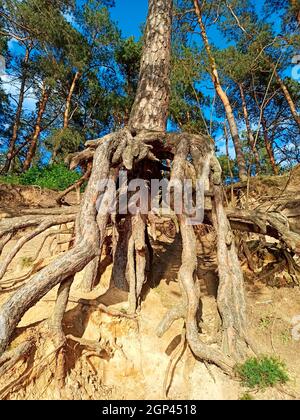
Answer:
[239, 392, 254, 400]
[19, 164, 81, 191]
[0, 164, 81, 191]
[0, 174, 20, 185]
[236, 356, 289, 389]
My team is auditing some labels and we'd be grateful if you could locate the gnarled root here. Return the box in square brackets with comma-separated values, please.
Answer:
[50, 276, 74, 390]
[111, 213, 148, 313]
[129, 212, 147, 313]
[211, 157, 255, 360]
[157, 136, 236, 376]
[163, 328, 186, 399]
[0, 339, 35, 377]
[0, 137, 113, 355]
[178, 215, 234, 375]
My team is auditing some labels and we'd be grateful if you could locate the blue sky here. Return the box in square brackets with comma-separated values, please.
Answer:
[111, 0, 266, 45]
[111, 0, 148, 39]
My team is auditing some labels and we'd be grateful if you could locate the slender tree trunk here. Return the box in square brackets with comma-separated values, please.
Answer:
[225, 0, 300, 130]
[238, 83, 260, 173]
[272, 65, 300, 130]
[261, 114, 279, 175]
[291, 0, 300, 25]
[193, 0, 247, 181]
[129, 0, 173, 132]
[63, 71, 80, 129]
[2, 47, 30, 173]
[23, 82, 50, 171]
[223, 122, 234, 181]
[50, 71, 81, 164]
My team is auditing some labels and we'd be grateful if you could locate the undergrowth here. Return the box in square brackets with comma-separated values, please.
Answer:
[0, 164, 81, 191]
[236, 356, 289, 389]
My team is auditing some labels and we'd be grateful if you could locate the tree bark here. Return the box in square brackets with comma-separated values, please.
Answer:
[193, 0, 247, 182]
[2, 47, 30, 173]
[23, 82, 50, 171]
[129, 0, 173, 132]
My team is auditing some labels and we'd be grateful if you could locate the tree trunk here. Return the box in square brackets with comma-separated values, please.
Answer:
[2, 47, 30, 173]
[110, 0, 173, 308]
[129, 0, 173, 132]
[23, 82, 50, 171]
[223, 122, 234, 182]
[261, 114, 279, 175]
[291, 0, 300, 25]
[50, 71, 81, 164]
[238, 83, 260, 173]
[193, 0, 247, 182]
[63, 71, 80, 129]
[272, 64, 300, 130]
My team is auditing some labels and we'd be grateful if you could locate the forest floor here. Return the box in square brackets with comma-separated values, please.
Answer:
[0, 173, 300, 400]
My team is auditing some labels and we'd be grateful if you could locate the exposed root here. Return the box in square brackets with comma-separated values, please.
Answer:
[178, 214, 235, 376]
[163, 328, 186, 399]
[126, 212, 148, 313]
[226, 209, 300, 255]
[66, 334, 114, 359]
[156, 302, 186, 338]
[0, 127, 275, 384]
[0, 233, 13, 257]
[0, 342, 63, 400]
[31, 229, 74, 262]
[81, 257, 101, 292]
[67, 148, 94, 171]
[212, 184, 249, 360]
[0, 339, 35, 377]
[0, 215, 75, 281]
[0, 137, 113, 355]
[0, 211, 76, 240]
[76, 300, 137, 319]
[50, 276, 74, 390]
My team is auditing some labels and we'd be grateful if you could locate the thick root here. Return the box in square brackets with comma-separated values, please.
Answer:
[0, 339, 34, 377]
[50, 276, 74, 390]
[178, 215, 234, 375]
[0, 138, 113, 355]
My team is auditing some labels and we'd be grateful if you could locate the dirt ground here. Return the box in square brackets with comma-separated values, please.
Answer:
[0, 182, 300, 400]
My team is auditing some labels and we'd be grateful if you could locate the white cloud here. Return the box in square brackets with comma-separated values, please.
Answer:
[216, 135, 235, 158]
[0, 73, 37, 112]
